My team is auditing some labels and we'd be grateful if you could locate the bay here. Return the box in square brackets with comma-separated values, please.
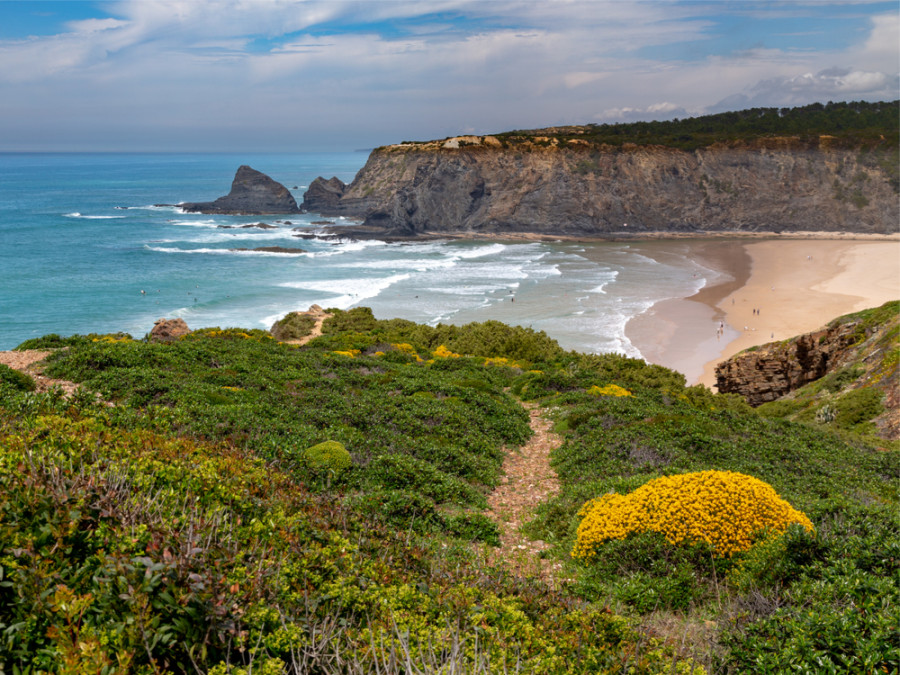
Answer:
[0, 152, 716, 360]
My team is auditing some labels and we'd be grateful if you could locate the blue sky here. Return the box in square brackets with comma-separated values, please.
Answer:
[0, 1, 897, 151]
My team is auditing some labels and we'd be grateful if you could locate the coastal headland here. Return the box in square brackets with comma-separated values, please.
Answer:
[302, 102, 899, 238]
[296, 103, 899, 387]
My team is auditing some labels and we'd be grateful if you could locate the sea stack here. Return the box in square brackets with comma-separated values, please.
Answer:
[181, 165, 300, 215]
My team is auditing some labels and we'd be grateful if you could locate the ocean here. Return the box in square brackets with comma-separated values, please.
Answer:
[0, 152, 723, 357]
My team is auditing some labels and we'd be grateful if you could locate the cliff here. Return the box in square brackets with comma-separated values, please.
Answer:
[181, 165, 300, 215]
[303, 136, 898, 237]
[715, 301, 899, 439]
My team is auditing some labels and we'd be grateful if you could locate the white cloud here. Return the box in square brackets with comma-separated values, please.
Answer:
[601, 102, 691, 122]
[0, 1, 896, 150]
[711, 67, 899, 111]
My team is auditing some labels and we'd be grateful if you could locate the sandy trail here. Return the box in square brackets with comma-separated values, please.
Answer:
[484, 403, 565, 585]
[0, 349, 82, 396]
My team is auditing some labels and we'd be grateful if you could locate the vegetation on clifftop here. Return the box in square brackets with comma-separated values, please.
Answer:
[2, 309, 897, 673]
[502, 100, 900, 151]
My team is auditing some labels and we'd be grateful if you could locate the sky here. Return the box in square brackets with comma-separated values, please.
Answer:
[0, 0, 897, 152]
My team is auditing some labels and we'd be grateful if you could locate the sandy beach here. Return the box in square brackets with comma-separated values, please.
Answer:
[626, 237, 900, 388]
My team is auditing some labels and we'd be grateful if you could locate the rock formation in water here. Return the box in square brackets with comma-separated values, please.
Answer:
[302, 106, 899, 238]
[181, 166, 300, 215]
[230, 246, 307, 254]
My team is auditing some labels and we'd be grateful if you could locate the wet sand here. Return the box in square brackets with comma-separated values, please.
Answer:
[626, 238, 900, 388]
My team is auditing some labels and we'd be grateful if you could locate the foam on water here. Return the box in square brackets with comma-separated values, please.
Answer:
[279, 273, 411, 298]
[64, 212, 125, 219]
[144, 245, 309, 257]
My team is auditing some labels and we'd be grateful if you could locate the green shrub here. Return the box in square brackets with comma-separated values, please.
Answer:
[833, 387, 884, 428]
[270, 311, 317, 341]
[367, 454, 485, 507]
[351, 488, 440, 529]
[322, 307, 378, 334]
[727, 524, 822, 591]
[443, 512, 501, 545]
[0, 364, 36, 392]
[304, 440, 352, 473]
[15, 333, 75, 349]
[572, 530, 728, 612]
[823, 366, 863, 393]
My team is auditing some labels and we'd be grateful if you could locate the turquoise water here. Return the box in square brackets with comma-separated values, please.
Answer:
[0, 153, 717, 355]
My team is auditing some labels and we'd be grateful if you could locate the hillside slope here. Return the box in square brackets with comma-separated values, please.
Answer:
[1, 309, 897, 673]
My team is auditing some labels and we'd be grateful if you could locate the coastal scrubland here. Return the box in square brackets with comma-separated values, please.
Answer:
[1, 307, 897, 673]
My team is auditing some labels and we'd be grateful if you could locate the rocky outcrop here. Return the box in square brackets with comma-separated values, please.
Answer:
[716, 301, 899, 438]
[181, 166, 300, 215]
[218, 222, 278, 230]
[302, 136, 898, 237]
[230, 246, 306, 254]
[149, 318, 190, 342]
[302, 177, 348, 212]
[716, 328, 857, 406]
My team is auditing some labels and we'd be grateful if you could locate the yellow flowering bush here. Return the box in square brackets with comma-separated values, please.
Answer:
[573, 470, 814, 559]
[432, 344, 461, 358]
[91, 335, 132, 344]
[331, 349, 360, 358]
[483, 356, 524, 369]
[390, 343, 424, 362]
[588, 384, 632, 397]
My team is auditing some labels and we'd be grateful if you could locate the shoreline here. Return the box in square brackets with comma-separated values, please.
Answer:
[624, 241, 751, 385]
[341, 227, 900, 244]
[624, 239, 900, 388]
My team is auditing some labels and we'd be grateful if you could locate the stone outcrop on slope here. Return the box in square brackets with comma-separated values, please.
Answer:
[149, 318, 191, 342]
[181, 165, 300, 215]
[715, 327, 858, 406]
[716, 301, 899, 438]
[302, 136, 899, 237]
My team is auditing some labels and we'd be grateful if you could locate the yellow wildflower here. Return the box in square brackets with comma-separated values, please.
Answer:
[573, 470, 813, 559]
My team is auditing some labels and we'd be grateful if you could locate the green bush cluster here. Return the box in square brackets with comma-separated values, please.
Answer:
[319, 309, 566, 364]
[303, 439, 352, 472]
[24, 320, 531, 540]
[269, 311, 318, 341]
[4, 307, 896, 673]
[516, 344, 898, 671]
[0, 363, 36, 392]
[0, 405, 694, 674]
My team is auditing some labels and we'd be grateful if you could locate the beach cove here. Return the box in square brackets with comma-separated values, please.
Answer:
[624, 235, 900, 388]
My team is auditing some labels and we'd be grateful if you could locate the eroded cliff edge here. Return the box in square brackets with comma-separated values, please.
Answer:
[715, 301, 899, 439]
[304, 135, 898, 238]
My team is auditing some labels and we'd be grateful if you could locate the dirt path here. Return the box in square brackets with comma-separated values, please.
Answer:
[0, 349, 81, 396]
[283, 306, 333, 347]
[484, 402, 565, 585]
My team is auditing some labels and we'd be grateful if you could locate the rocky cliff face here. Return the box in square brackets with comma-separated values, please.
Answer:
[182, 165, 299, 215]
[716, 325, 859, 406]
[302, 136, 898, 237]
[716, 302, 899, 439]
